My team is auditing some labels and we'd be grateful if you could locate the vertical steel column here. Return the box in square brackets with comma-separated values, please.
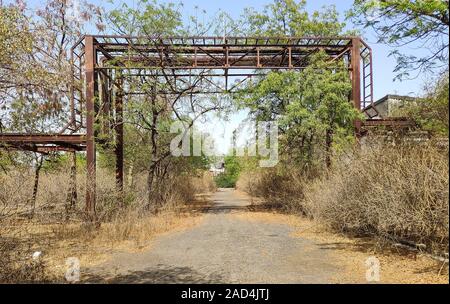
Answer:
[115, 73, 124, 205]
[85, 36, 97, 222]
[351, 37, 362, 136]
[256, 47, 261, 67]
[288, 47, 292, 68]
[69, 50, 76, 129]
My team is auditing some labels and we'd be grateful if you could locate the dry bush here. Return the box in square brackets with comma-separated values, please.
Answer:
[126, 171, 210, 212]
[304, 143, 449, 253]
[0, 166, 207, 221]
[0, 255, 52, 283]
[191, 171, 217, 194]
[49, 205, 196, 251]
[0, 167, 71, 282]
[94, 206, 189, 247]
[237, 167, 310, 214]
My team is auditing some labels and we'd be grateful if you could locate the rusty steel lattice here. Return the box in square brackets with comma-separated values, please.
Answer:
[0, 35, 378, 221]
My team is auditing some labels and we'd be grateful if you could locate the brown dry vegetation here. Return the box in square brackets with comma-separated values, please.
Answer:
[237, 166, 310, 214]
[237, 142, 449, 259]
[0, 168, 215, 283]
[305, 143, 449, 254]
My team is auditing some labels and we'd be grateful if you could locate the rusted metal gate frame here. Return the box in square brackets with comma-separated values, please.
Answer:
[0, 35, 375, 222]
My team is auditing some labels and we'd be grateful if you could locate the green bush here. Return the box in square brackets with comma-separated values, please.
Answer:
[213, 155, 242, 188]
[214, 173, 238, 188]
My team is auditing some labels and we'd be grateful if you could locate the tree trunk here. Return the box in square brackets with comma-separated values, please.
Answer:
[147, 87, 159, 206]
[325, 128, 333, 168]
[127, 160, 134, 189]
[147, 160, 158, 206]
[30, 155, 44, 219]
[65, 151, 77, 221]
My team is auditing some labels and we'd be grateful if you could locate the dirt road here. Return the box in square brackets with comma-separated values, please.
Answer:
[85, 188, 345, 283]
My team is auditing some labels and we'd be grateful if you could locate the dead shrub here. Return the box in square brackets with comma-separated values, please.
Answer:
[94, 207, 183, 247]
[0, 217, 57, 283]
[304, 143, 449, 254]
[237, 167, 310, 214]
[191, 171, 217, 194]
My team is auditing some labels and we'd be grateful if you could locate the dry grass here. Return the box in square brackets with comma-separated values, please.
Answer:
[233, 210, 448, 284]
[0, 167, 215, 283]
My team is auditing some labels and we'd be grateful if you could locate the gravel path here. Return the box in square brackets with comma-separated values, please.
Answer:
[85, 188, 341, 283]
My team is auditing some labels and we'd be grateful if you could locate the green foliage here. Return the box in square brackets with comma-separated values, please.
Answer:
[232, 1, 360, 170]
[348, 0, 449, 79]
[242, 0, 346, 36]
[214, 174, 236, 188]
[237, 52, 360, 169]
[41, 153, 86, 172]
[214, 155, 242, 188]
[1, 1, 103, 134]
[107, 0, 183, 35]
[394, 73, 449, 136]
[0, 7, 33, 67]
[282, 51, 360, 132]
[1, 7, 34, 131]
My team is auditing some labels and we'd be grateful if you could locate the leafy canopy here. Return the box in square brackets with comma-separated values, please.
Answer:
[107, 0, 183, 36]
[348, 0, 449, 80]
[242, 0, 346, 36]
[237, 52, 360, 168]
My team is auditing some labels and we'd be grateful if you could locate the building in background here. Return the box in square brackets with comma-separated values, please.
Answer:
[364, 95, 418, 119]
[209, 160, 225, 176]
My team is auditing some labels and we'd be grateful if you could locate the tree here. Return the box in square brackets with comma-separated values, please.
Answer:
[234, 1, 358, 170]
[106, 0, 230, 206]
[349, 0, 449, 80]
[393, 73, 449, 135]
[237, 52, 360, 169]
[0, 7, 33, 129]
[108, 0, 182, 36]
[214, 155, 242, 188]
[1, 1, 103, 133]
[241, 0, 346, 36]
[282, 52, 360, 168]
[1, 0, 102, 217]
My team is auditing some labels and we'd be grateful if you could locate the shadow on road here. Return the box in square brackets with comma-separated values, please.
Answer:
[197, 188, 250, 214]
[82, 264, 225, 284]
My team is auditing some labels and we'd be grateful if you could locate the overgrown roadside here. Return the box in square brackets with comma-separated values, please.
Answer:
[1, 193, 212, 283]
[0, 169, 216, 283]
[50, 195, 211, 282]
[237, 142, 449, 260]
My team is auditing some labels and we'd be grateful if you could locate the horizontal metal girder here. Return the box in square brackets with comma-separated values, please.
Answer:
[362, 118, 415, 127]
[0, 133, 87, 144]
[1, 144, 85, 153]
